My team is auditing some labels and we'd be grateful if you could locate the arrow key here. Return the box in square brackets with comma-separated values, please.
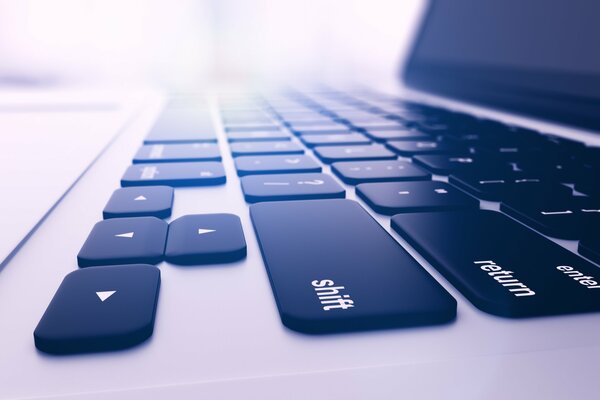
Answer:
[77, 217, 168, 267]
[103, 186, 174, 219]
[165, 214, 247, 265]
[34, 264, 160, 354]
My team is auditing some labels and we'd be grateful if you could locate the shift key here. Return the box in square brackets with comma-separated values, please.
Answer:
[391, 210, 600, 318]
[250, 199, 456, 333]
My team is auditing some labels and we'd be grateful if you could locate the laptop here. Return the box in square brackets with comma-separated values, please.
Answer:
[1, 1, 599, 399]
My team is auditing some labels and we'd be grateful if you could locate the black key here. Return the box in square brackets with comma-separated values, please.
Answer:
[503, 196, 599, 238]
[241, 173, 344, 203]
[314, 144, 396, 164]
[575, 175, 600, 198]
[226, 131, 291, 142]
[121, 162, 226, 187]
[300, 133, 371, 147]
[449, 171, 571, 202]
[165, 214, 246, 265]
[386, 140, 464, 156]
[230, 141, 304, 157]
[291, 124, 353, 135]
[364, 129, 429, 142]
[332, 160, 430, 185]
[250, 199, 456, 333]
[413, 155, 511, 175]
[391, 210, 600, 317]
[144, 106, 217, 144]
[133, 143, 221, 163]
[77, 217, 167, 267]
[357, 181, 477, 215]
[235, 155, 321, 176]
[103, 186, 173, 219]
[579, 233, 600, 265]
[34, 265, 160, 354]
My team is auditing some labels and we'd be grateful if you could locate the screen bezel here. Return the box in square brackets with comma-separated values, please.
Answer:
[402, 0, 600, 131]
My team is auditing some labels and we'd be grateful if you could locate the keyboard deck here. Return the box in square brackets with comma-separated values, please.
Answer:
[34, 88, 600, 352]
[2, 88, 600, 398]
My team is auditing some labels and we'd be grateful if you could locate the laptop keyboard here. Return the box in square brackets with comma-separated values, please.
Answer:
[33, 88, 600, 354]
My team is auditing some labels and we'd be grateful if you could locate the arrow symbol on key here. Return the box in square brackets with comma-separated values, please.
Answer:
[197, 228, 216, 235]
[96, 290, 116, 302]
[134, 195, 147, 201]
[115, 232, 134, 238]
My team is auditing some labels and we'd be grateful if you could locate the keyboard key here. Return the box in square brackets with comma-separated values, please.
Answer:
[34, 265, 160, 354]
[165, 214, 247, 265]
[230, 141, 304, 157]
[579, 233, 600, 264]
[501, 196, 599, 239]
[241, 173, 344, 203]
[386, 140, 464, 156]
[77, 217, 168, 267]
[332, 160, 430, 185]
[314, 144, 396, 164]
[413, 155, 511, 175]
[449, 171, 572, 201]
[121, 162, 226, 187]
[364, 129, 430, 142]
[144, 106, 217, 144]
[226, 131, 291, 142]
[103, 186, 174, 219]
[357, 181, 477, 215]
[235, 155, 321, 176]
[291, 124, 354, 135]
[300, 133, 371, 147]
[391, 210, 600, 317]
[250, 199, 456, 333]
[224, 124, 280, 132]
[133, 143, 221, 163]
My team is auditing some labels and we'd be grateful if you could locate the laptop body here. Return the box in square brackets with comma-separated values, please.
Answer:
[0, 1, 599, 399]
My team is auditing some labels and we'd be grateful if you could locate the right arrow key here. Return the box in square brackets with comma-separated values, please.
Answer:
[165, 214, 247, 265]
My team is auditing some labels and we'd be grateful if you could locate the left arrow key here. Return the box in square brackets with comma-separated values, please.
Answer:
[34, 265, 160, 354]
[77, 217, 168, 267]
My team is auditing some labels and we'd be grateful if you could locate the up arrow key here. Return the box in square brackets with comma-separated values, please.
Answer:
[115, 232, 135, 238]
[197, 228, 216, 235]
[96, 290, 116, 302]
[134, 195, 147, 201]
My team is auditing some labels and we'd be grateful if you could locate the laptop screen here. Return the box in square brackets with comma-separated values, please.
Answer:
[403, 0, 600, 130]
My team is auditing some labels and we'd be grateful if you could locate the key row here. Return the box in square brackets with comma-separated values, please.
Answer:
[78, 214, 247, 267]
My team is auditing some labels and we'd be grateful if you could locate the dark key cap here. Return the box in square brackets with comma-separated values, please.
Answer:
[391, 210, 600, 317]
[579, 233, 600, 264]
[34, 265, 160, 354]
[364, 129, 430, 143]
[133, 143, 221, 163]
[300, 133, 371, 147]
[165, 214, 247, 265]
[121, 162, 226, 187]
[103, 186, 173, 219]
[250, 199, 456, 333]
[575, 175, 600, 198]
[241, 173, 345, 203]
[449, 171, 571, 202]
[230, 141, 304, 157]
[413, 155, 511, 175]
[291, 124, 353, 135]
[235, 155, 321, 176]
[500, 196, 598, 240]
[227, 131, 291, 142]
[357, 181, 477, 215]
[332, 160, 430, 185]
[77, 217, 167, 267]
[144, 106, 217, 144]
[314, 144, 396, 164]
[386, 140, 464, 156]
